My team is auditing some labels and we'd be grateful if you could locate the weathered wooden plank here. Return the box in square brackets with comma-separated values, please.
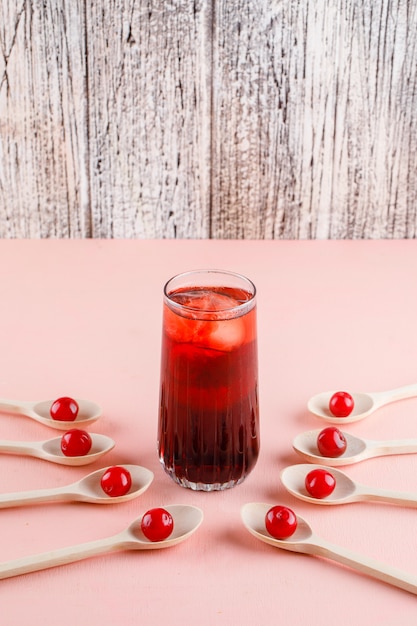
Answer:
[0, 0, 89, 237]
[211, 0, 417, 239]
[0, 0, 416, 238]
[86, 0, 212, 238]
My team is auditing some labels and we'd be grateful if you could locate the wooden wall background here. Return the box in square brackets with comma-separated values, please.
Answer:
[0, 0, 416, 239]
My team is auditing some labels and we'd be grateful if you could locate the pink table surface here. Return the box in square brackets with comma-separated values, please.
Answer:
[1, 239, 417, 625]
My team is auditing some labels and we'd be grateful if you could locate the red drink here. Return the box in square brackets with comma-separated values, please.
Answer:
[158, 270, 259, 491]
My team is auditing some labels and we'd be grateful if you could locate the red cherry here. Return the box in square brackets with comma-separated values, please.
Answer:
[265, 505, 297, 539]
[305, 468, 336, 499]
[317, 427, 347, 458]
[141, 508, 174, 542]
[329, 391, 354, 417]
[60, 429, 92, 457]
[50, 397, 79, 421]
[100, 466, 132, 497]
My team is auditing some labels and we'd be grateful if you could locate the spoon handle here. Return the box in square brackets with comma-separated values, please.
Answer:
[0, 440, 43, 460]
[359, 484, 417, 507]
[311, 535, 417, 595]
[0, 532, 130, 580]
[368, 438, 417, 459]
[0, 485, 71, 508]
[0, 399, 32, 416]
[373, 383, 417, 407]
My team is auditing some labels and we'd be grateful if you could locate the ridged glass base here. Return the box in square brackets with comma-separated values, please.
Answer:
[161, 463, 246, 491]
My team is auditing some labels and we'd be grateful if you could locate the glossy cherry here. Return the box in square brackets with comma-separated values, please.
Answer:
[60, 429, 92, 457]
[305, 468, 336, 499]
[100, 466, 132, 497]
[265, 505, 298, 539]
[329, 391, 354, 417]
[141, 508, 174, 542]
[50, 397, 79, 421]
[317, 426, 347, 458]
[329, 391, 355, 417]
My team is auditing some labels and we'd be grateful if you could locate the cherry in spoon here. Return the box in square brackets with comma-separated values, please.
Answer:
[0, 464, 153, 509]
[0, 397, 101, 429]
[293, 429, 417, 466]
[308, 383, 417, 424]
[0, 432, 115, 465]
[241, 502, 417, 595]
[0, 504, 204, 580]
[281, 463, 417, 508]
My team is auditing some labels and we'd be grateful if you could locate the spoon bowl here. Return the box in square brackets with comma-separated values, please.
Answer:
[293, 429, 417, 466]
[126, 504, 204, 550]
[308, 383, 417, 424]
[281, 463, 417, 508]
[241, 502, 417, 594]
[0, 397, 101, 429]
[0, 433, 115, 466]
[73, 464, 154, 503]
[0, 464, 154, 508]
[293, 430, 367, 466]
[0, 504, 204, 579]
[280, 464, 358, 505]
[308, 391, 374, 423]
[241, 502, 313, 548]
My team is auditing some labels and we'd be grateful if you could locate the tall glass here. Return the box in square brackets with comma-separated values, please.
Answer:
[158, 270, 259, 491]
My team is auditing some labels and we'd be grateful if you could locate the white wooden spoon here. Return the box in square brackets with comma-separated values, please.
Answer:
[0, 433, 115, 465]
[307, 383, 417, 424]
[241, 502, 417, 595]
[0, 464, 153, 509]
[293, 429, 417, 466]
[281, 463, 417, 507]
[0, 504, 204, 580]
[0, 397, 101, 429]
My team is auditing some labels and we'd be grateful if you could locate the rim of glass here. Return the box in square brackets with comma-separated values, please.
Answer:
[163, 269, 256, 317]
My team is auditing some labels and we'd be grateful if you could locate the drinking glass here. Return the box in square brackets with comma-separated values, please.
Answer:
[158, 269, 259, 491]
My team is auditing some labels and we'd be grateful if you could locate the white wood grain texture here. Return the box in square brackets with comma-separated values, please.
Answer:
[211, 0, 417, 238]
[0, 0, 90, 237]
[86, 0, 212, 238]
[0, 0, 416, 238]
